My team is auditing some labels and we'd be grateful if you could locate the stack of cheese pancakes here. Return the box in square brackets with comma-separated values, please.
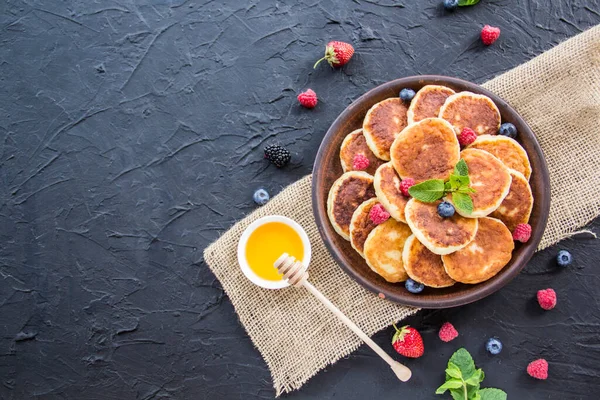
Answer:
[328, 85, 533, 290]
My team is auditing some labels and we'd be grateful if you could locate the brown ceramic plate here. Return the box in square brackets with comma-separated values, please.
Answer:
[312, 76, 550, 308]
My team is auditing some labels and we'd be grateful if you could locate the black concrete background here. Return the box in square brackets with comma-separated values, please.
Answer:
[1, 0, 599, 399]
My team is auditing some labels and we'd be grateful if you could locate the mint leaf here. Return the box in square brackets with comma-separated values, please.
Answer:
[450, 174, 470, 189]
[444, 181, 452, 192]
[450, 390, 464, 400]
[436, 379, 463, 394]
[479, 369, 485, 382]
[457, 187, 476, 194]
[473, 393, 482, 400]
[465, 375, 481, 386]
[449, 348, 476, 380]
[452, 192, 474, 215]
[458, 0, 480, 6]
[454, 159, 469, 176]
[446, 363, 463, 379]
[479, 388, 507, 400]
[408, 179, 445, 202]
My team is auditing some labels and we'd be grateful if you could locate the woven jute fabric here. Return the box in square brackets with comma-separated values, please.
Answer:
[204, 25, 600, 396]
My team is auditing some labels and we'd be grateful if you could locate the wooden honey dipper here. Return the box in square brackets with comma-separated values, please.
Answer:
[274, 253, 412, 382]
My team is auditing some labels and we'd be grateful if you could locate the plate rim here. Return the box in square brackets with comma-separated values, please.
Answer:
[311, 75, 551, 309]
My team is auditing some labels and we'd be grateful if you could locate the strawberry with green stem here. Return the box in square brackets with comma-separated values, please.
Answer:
[314, 41, 355, 68]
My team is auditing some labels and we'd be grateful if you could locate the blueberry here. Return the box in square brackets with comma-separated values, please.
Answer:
[437, 201, 455, 218]
[556, 250, 573, 267]
[399, 88, 416, 102]
[405, 279, 424, 294]
[443, 0, 459, 11]
[486, 338, 503, 355]
[253, 189, 270, 205]
[498, 122, 517, 138]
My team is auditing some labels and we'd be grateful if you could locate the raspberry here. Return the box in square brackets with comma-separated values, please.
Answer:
[513, 223, 532, 242]
[438, 322, 458, 342]
[400, 178, 415, 197]
[369, 204, 390, 225]
[458, 127, 477, 146]
[537, 288, 557, 310]
[352, 154, 370, 170]
[297, 89, 318, 108]
[527, 359, 548, 380]
[481, 25, 501, 46]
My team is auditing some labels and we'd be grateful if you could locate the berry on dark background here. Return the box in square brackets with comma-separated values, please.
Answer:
[399, 88, 416, 102]
[405, 278, 424, 294]
[253, 189, 270, 205]
[438, 201, 455, 218]
[264, 144, 291, 168]
[443, 0, 459, 11]
[556, 250, 573, 267]
[499, 122, 518, 138]
[486, 338, 503, 355]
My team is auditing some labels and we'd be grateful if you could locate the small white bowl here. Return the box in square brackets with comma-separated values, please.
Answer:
[237, 215, 311, 290]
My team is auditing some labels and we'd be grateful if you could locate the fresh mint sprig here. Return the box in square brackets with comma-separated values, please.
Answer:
[458, 0, 481, 6]
[436, 348, 507, 400]
[407, 159, 475, 215]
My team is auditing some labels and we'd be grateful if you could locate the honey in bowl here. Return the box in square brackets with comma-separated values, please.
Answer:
[245, 222, 304, 281]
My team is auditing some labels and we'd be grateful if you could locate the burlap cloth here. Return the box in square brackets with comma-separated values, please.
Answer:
[204, 26, 600, 396]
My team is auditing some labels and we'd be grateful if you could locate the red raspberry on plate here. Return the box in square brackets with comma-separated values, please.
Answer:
[481, 25, 501, 46]
[458, 127, 477, 146]
[527, 359, 548, 380]
[400, 178, 415, 197]
[537, 288, 557, 310]
[438, 322, 459, 342]
[513, 223, 532, 242]
[297, 89, 318, 108]
[352, 154, 370, 170]
[369, 204, 390, 225]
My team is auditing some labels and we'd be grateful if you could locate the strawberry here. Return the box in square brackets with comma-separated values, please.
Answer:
[391, 324, 424, 358]
[297, 89, 318, 108]
[314, 41, 355, 68]
[481, 25, 501, 46]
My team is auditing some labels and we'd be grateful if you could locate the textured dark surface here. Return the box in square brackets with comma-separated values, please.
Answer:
[0, 0, 599, 399]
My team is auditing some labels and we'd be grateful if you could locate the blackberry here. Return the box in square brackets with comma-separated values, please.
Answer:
[264, 144, 291, 168]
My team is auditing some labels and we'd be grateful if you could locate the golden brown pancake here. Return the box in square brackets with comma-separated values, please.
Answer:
[404, 198, 478, 255]
[439, 92, 501, 136]
[327, 171, 376, 240]
[390, 118, 460, 183]
[349, 198, 380, 257]
[407, 85, 456, 125]
[402, 235, 455, 288]
[451, 148, 512, 218]
[373, 162, 408, 223]
[340, 129, 385, 175]
[442, 217, 514, 284]
[468, 135, 532, 180]
[363, 219, 412, 283]
[490, 169, 533, 232]
[363, 98, 409, 161]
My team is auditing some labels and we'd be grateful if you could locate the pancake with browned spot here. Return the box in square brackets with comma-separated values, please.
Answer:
[469, 134, 532, 180]
[373, 162, 408, 223]
[442, 217, 514, 284]
[439, 92, 501, 136]
[450, 148, 512, 218]
[390, 118, 460, 183]
[407, 85, 456, 124]
[402, 235, 455, 288]
[490, 169, 533, 232]
[340, 129, 385, 175]
[327, 171, 376, 240]
[404, 198, 478, 255]
[363, 219, 412, 283]
[349, 198, 380, 257]
[363, 98, 409, 161]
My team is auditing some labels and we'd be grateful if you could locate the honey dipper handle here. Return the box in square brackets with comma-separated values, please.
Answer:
[302, 281, 412, 382]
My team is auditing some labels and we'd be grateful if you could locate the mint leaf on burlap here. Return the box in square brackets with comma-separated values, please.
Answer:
[454, 159, 469, 176]
[452, 192, 474, 215]
[478, 388, 507, 400]
[458, 0, 480, 6]
[408, 179, 445, 202]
